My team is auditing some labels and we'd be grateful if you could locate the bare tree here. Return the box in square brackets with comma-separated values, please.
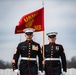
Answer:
[67, 56, 76, 68]
[0, 60, 12, 69]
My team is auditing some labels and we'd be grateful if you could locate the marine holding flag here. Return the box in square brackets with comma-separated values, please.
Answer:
[12, 8, 44, 75]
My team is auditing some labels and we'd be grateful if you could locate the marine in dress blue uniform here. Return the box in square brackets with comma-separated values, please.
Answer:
[43, 32, 67, 75]
[12, 28, 43, 75]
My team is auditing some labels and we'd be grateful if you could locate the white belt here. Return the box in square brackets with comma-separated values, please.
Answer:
[21, 57, 37, 61]
[45, 58, 60, 61]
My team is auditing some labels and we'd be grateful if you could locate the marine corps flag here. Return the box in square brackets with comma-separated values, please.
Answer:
[15, 7, 44, 34]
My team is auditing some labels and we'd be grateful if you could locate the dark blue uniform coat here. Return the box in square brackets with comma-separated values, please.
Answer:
[44, 43, 67, 75]
[12, 40, 43, 75]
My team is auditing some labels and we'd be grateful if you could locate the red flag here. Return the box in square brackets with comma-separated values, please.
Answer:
[15, 7, 44, 34]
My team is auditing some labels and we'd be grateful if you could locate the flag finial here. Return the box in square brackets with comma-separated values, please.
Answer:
[42, 0, 44, 7]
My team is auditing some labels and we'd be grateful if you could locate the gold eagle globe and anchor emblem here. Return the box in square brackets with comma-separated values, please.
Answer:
[25, 19, 34, 28]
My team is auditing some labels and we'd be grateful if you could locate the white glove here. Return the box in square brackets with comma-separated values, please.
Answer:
[14, 69, 20, 75]
[62, 71, 66, 75]
[41, 71, 45, 75]
[38, 70, 42, 75]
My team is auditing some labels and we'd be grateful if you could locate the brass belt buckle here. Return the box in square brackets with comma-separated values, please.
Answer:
[27, 57, 31, 60]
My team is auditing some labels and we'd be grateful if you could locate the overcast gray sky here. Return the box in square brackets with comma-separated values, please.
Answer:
[0, 0, 76, 62]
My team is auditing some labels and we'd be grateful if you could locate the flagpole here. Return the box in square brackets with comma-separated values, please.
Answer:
[42, 30, 45, 63]
[42, 0, 45, 69]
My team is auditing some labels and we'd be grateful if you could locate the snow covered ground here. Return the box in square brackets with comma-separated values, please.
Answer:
[0, 68, 76, 75]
